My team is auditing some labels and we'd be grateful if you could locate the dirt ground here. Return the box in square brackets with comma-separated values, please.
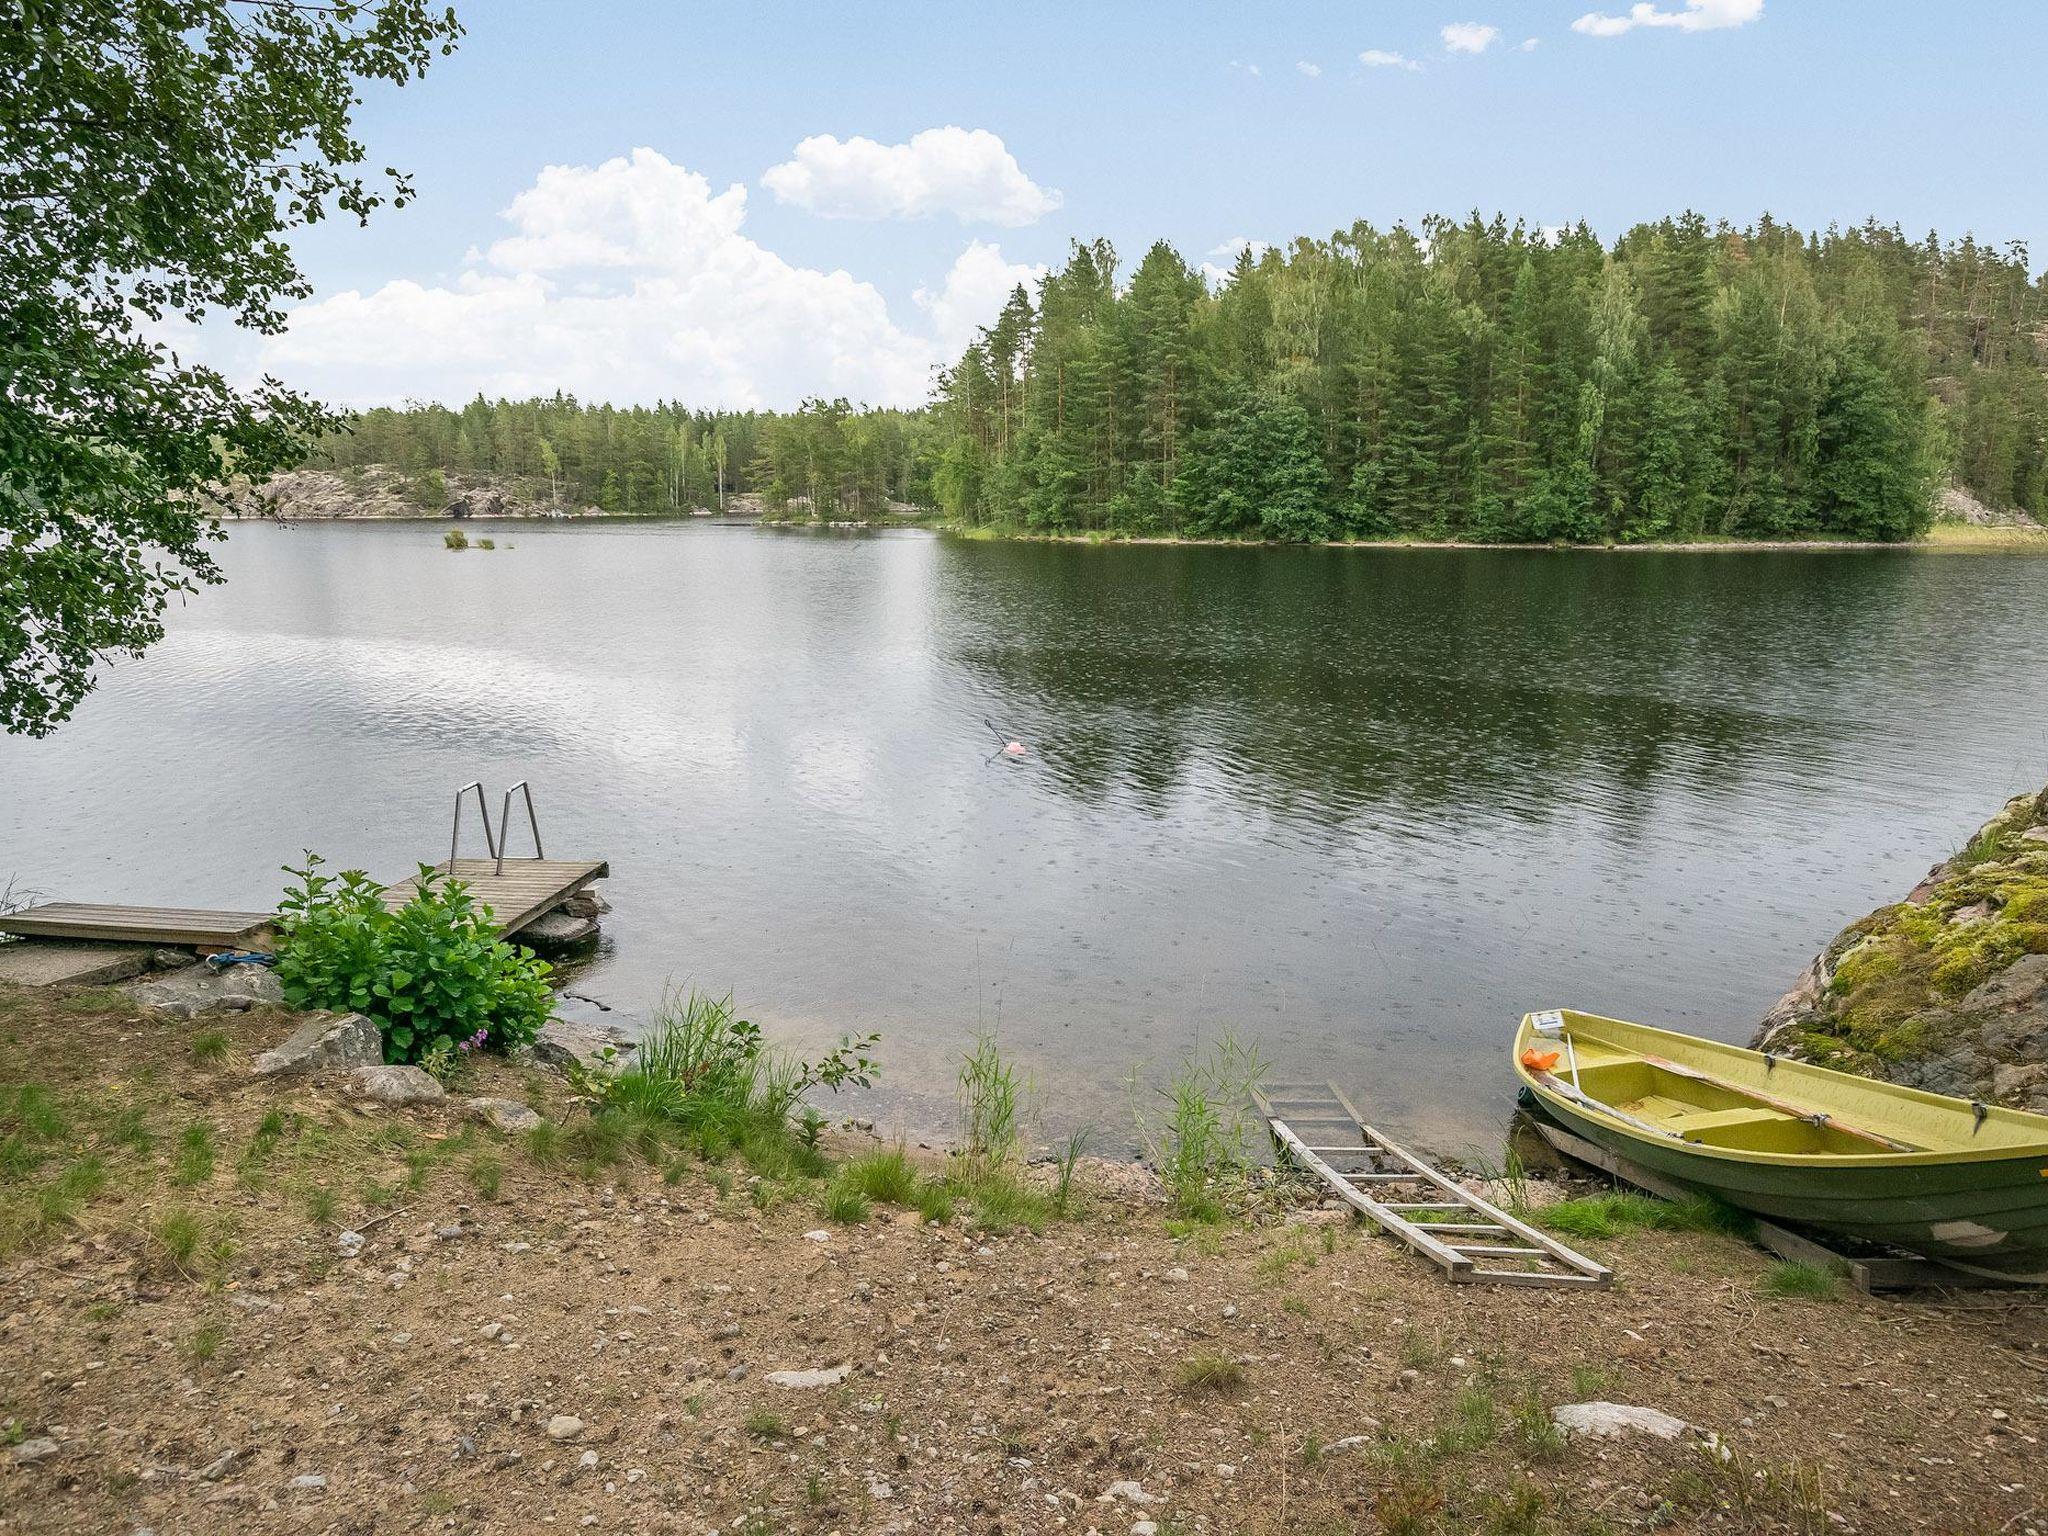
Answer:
[2, 986, 2045, 1536]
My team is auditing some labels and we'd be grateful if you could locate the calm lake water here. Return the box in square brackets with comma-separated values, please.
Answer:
[5, 522, 2047, 1155]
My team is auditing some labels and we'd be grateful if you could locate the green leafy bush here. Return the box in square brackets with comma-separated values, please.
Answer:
[274, 853, 553, 1066]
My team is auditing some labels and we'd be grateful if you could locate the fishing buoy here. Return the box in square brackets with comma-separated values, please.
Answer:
[985, 717, 1028, 759]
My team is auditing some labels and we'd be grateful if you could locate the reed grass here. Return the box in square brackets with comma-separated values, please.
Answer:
[958, 1032, 1022, 1166]
[1138, 1031, 1270, 1222]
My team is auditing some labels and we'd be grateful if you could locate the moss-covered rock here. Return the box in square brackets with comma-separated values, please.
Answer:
[1753, 784, 2048, 1109]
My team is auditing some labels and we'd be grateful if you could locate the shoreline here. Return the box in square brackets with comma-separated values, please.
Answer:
[942, 521, 2048, 554]
[3, 980, 2045, 1534]
[222, 508, 2048, 552]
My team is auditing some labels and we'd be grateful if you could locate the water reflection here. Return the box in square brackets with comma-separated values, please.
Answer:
[939, 544, 1931, 842]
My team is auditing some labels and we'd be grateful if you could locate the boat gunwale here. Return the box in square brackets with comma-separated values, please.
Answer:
[1514, 1010, 2048, 1170]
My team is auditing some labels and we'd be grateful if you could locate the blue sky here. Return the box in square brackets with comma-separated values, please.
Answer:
[217, 0, 2048, 412]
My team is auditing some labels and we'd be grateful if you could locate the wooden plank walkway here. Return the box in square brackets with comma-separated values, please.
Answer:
[0, 858, 606, 952]
[0, 903, 273, 950]
[379, 858, 609, 938]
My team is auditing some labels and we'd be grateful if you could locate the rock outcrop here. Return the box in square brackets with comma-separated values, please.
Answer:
[221, 467, 598, 521]
[1936, 483, 2043, 530]
[1754, 784, 2048, 1110]
[126, 961, 283, 1018]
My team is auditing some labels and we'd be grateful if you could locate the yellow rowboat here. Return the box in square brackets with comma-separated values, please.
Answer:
[1513, 1009, 2048, 1281]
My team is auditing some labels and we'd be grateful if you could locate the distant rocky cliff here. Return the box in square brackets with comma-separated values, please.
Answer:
[1755, 785, 2048, 1110]
[224, 466, 598, 520]
[1937, 483, 2044, 530]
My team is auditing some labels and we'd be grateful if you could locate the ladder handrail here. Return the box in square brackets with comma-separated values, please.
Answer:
[495, 781, 545, 876]
[449, 781, 500, 877]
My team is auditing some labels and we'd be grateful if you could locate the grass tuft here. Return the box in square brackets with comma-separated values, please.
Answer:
[1435, 1384, 1499, 1454]
[840, 1146, 919, 1205]
[305, 1186, 338, 1226]
[1760, 1260, 1839, 1300]
[153, 1208, 203, 1273]
[524, 1119, 564, 1167]
[1512, 1393, 1567, 1461]
[820, 1181, 871, 1224]
[1174, 1352, 1247, 1394]
[1539, 1189, 1751, 1240]
[189, 1029, 230, 1066]
[468, 1155, 503, 1200]
[171, 1122, 215, 1187]
[185, 1319, 227, 1364]
[910, 1181, 954, 1224]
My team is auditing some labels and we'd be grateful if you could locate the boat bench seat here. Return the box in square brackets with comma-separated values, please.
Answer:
[1669, 1106, 1786, 1137]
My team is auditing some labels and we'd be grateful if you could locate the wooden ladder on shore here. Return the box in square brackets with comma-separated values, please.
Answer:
[1253, 1080, 1610, 1289]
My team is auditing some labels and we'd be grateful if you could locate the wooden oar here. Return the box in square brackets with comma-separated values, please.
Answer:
[1530, 1071, 1689, 1143]
[1633, 1051, 1918, 1153]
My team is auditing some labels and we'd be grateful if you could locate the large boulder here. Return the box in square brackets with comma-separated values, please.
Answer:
[126, 962, 283, 1019]
[1754, 784, 2048, 1110]
[466, 1097, 543, 1133]
[350, 1065, 446, 1107]
[252, 1011, 382, 1078]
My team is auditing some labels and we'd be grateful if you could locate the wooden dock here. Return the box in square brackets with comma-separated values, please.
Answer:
[380, 858, 609, 938]
[0, 903, 273, 951]
[0, 859, 607, 953]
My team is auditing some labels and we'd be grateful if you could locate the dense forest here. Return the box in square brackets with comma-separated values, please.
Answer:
[312, 213, 2047, 543]
[315, 396, 937, 516]
[934, 215, 2046, 542]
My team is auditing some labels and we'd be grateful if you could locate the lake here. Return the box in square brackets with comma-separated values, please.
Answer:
[4, 522, 2046, 1158]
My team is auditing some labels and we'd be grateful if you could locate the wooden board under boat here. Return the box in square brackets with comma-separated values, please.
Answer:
[1512, 1009, 2048, 1282]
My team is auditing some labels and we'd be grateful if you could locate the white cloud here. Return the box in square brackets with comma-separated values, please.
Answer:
[1208, 237, 1271, 261]
[1440, 22, 1501, 53]
[1229, 58, 1262, 77]
[760, 126, 1060, 226]
[1295, 60, 1322, 77]
[1201, 238, 1272, 288]
[259, 148, 1027, 410]
[914, 241, 1045, 359]
[1521, 36, 1540, 51]
[1359, 48, 1424, 71]
[1572, 0, 1762, 37]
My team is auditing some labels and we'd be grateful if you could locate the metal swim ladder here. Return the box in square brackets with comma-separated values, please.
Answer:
[1253, 1080, 1610, 1288]
[448, 780, 548, 876]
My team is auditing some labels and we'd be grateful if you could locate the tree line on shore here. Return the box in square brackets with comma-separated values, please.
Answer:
[315, 396, 938, 517]
[312, 213, 2046, 543]
[935, 215, 2045, 542]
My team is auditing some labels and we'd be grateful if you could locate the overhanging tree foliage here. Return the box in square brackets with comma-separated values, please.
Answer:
[0, 0, 460, 735]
